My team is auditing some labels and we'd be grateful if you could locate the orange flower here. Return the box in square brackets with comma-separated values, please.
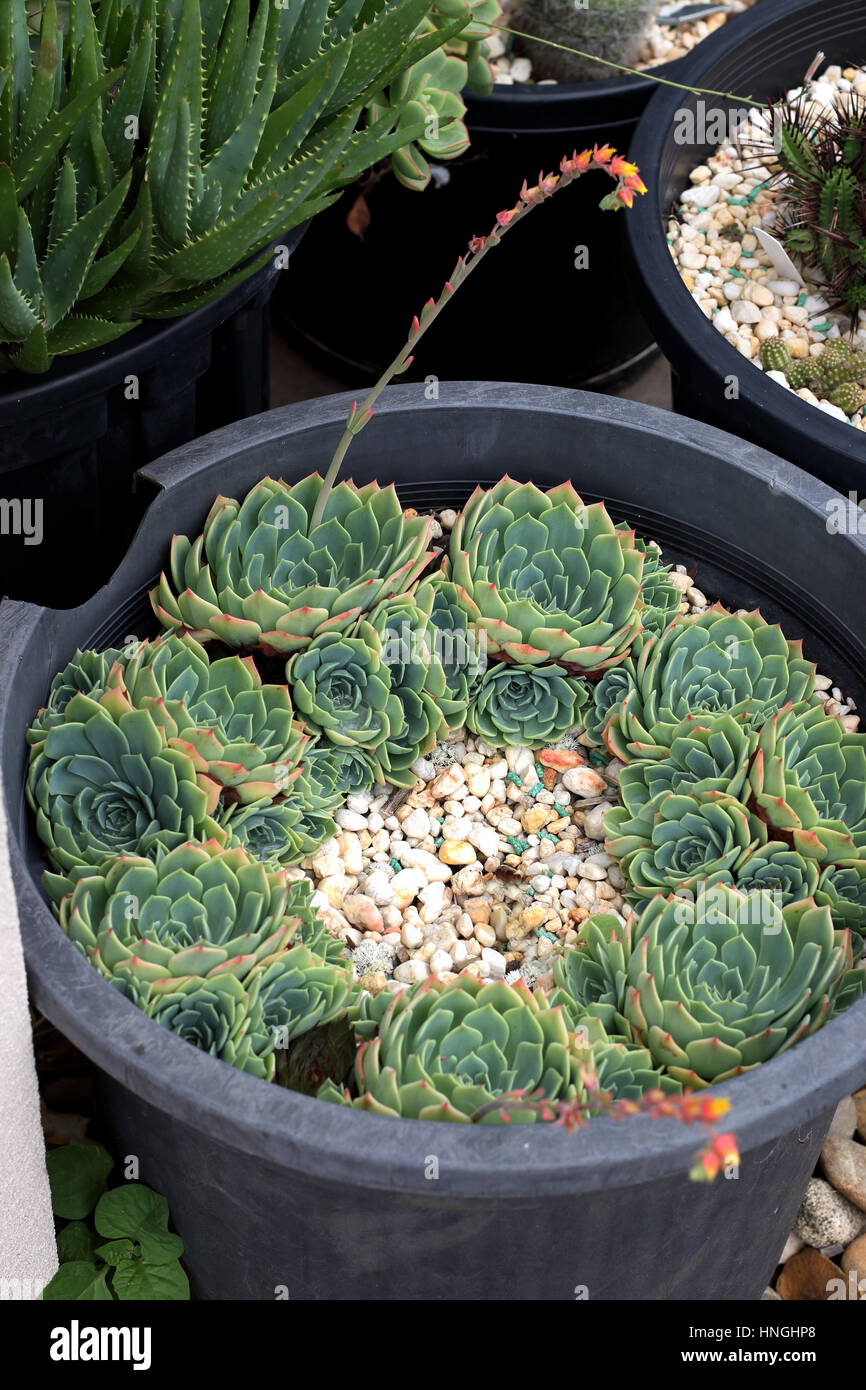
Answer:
[617, 185, 635, 208]
[625, 173, 648, 195]
[593, 144, 617, 165]
[610, 155, 639, 178]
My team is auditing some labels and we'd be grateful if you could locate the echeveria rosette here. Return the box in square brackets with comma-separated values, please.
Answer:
[113, 633, 308, 803]
[366, 594, 450, 786]
[247, 944, 358, 1048]
[27, 647, 123, 750]
[582, 660, 637, 746]
[57, 840, 322, 982]
[150, 476, 434, 655]
[217, 797, 336, 867]
[467, 662, 589, 748]
[295, 744, 378, 808]
[145, 973, 274, 1080]
[733, 841, 820, 906]
[610, 714, 757, 834]
[551, 913, 635, 1036]
[604, 790, 766, 904]
[815, 862, 866, 958]
[618, 885, 861, 1087]
[27, 691, 224, 894]
[606, 608, 817, 762]
[748, 701, 866, 860]
[616, 524, 682, 638]
[318, 975, 662, 1122]
[448, 479, 644, 672]
[287, 625, 403, 758]
[416, 572, 486, 725]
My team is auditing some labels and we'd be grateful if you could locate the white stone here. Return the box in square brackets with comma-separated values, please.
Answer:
[363, 869, 394, 906]
[680, 184, 719, 208]
[464, 765, 491, 798]
[397, 846, 452, 881]
[334, 808, 367, 831]
[767, 279, 800, 297]
[390, 868, 427, 909]
[401, 807, 431, 840]
[466, 823, 500, 858]
[561, 767, 607, 797]
[479, 947, 505, 979]
[394, 959, 429, 983]
[510, 56, 531, 82]
[583, 802, 614, 841]
[429, 949, 454, 975]
[732, 300, 761, 324]
[411, 756, 435, 781]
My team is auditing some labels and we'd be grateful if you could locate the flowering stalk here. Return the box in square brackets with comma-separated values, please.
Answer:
[309, 145, 647, 529]
[473, 1084, 740, 1182]
[491, 22, 769, 105]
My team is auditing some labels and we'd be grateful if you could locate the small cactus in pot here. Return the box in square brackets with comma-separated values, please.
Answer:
[514, 0, 658, 83]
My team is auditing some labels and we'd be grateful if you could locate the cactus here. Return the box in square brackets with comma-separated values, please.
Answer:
[760, 338, 866, 410]
[752, 90, 866, 319]
[828, 382, 866, 417]
[515, 0, 657, 83]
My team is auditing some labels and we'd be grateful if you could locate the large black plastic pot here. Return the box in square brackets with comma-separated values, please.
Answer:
[273, 10, 760, 392]
[626, 0, 866, 492]
[4, 384, 866, 1301]
[0, 224, 304, 611]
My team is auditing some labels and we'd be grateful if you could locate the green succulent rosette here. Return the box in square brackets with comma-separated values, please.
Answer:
[287, 624, 402, 756]
[57, 840, 306, 980]
[318, 975, 668, 1122]
[365, 594, 450, 786]
[609, 714, 757, 834]
[748, 701, 866, 860]
[606, 607, 817, 762]
[216, 797, 336, 867]
[27, 690, 224, 890]
[247, 944, 358, 1049]
[146, 973, 274, 1080]
[733, 841, 821, 906]
[604, 790, 765, 904]
[151, 476, 433, 655]
[616, 524, 682, 638]
[112, 633, 308, 803]
[467, 661, 589, 747]
[415, 572, 485, 727]
[582, 660, 637, 746]
[815, 862, 866, 958]
[448, 479, 644, 671]
[556, 885, 863, 1087]
[295, 744, 379, 807]
[27, 647, 123, 749]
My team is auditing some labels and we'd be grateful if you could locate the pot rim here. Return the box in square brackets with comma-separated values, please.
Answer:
[0, 225, 304, 412]
[626, 0, 866, 460]
[7, 382, 866, 1198]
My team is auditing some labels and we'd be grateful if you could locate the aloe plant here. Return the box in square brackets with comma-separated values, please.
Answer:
[1, 0, 471, 371]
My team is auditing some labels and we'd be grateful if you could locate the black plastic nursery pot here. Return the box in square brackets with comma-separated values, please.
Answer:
[4, 383, 866, 1301]
[626, 0, 866, 493]
[0, 224, 304, 612]
[273, 7, 760, 392]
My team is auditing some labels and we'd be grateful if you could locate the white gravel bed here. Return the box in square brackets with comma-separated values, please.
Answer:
[670, 62, 866, 429]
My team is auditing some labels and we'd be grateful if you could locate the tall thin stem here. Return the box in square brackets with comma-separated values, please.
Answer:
[309, 148, 645, 529]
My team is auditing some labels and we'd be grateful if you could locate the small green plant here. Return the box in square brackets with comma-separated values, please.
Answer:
[41, 1145, 189, 1300]
[0, 0, 471, 371]
[514, 0, 657, 83]
[760, 339, 866, 414]
[760, 89, 866, 320]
